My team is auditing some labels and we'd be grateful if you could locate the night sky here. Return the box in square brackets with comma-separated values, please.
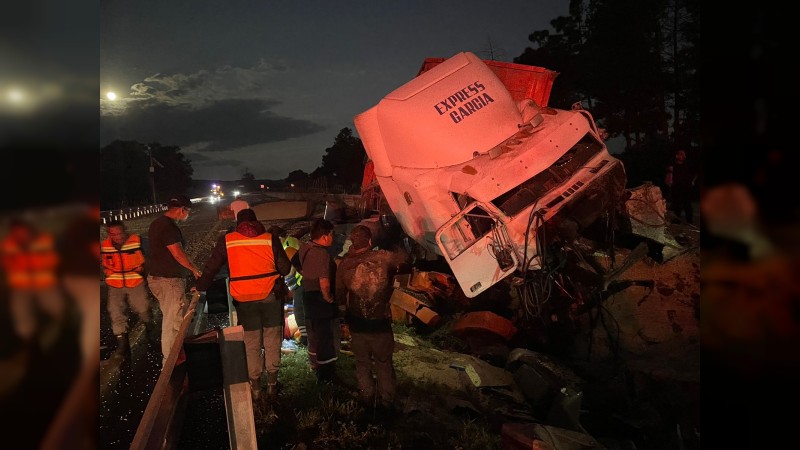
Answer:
[101, 0, 568, 181]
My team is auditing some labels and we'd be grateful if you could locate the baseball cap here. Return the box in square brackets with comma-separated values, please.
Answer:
[168, 195, 193, 209]
[236, 208, 258, 224]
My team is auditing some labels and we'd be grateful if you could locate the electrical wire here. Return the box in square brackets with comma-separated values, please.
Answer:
[517, 198, 558, 321]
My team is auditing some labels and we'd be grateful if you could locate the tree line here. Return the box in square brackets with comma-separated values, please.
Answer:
[515, 0, 699, 186]
[99, 128, 367, 210]
[100, 141, 194, 210]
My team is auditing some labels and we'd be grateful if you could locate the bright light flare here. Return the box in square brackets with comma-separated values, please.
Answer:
[106, 92, 117, 101]
[8, 89, 24, 103]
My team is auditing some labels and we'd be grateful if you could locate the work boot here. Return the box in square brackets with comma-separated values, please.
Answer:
[265, 371, 279, 397]
[250, 379, 262, 401]
[316, 364, 335, 385]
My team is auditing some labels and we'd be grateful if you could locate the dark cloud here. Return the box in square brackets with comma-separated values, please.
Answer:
[100, 98, 324, 151]
[185, 152, 243, 167]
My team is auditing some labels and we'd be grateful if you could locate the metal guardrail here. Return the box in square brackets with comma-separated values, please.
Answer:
[100, 198, 204, 225]
[130, 291, 202, 450]
[101, 205, 167, 225]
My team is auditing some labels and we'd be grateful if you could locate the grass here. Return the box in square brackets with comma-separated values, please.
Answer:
[249, 328, 501, 450]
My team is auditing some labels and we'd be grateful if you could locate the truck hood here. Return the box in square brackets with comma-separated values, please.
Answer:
[442, 108, 603, 208]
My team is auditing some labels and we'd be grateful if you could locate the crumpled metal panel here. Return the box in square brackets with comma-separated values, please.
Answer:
[451, 310, 517, 341]
[623, 183, 682, 254]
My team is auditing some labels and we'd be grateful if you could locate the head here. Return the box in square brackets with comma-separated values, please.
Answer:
[106, 220, 128, 246]
[236, 208, 258, 225]
[349, 225, 372, 251]
[310, 218, 334, 247]
[167, 195, 193, 222]
[675, 149, 687, 164]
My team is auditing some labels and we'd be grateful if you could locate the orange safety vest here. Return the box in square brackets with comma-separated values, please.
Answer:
[101, 234, 145, 288]
[1, 233, 59, 289]
[225, 231, 279, 302]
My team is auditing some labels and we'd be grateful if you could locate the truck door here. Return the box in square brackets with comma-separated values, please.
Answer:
[435, 202, 519, 298]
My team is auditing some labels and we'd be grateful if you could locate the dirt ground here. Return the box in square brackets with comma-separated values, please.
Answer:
[381, 220, 702, 449]
[266, 202, 702, 449]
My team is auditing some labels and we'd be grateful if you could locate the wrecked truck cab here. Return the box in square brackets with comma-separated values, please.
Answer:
[354, 52, 626, 298]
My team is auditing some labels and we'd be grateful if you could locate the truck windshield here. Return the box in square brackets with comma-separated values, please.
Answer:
[491, 133, 603, 217]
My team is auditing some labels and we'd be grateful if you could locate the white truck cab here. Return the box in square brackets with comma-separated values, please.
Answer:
[355, 52, 626, 297]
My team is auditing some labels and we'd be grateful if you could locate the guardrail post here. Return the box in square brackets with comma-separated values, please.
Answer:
[219, 326, 257, 450]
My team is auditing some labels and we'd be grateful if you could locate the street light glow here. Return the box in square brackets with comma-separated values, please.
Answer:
[8, 89, 23, 103]
[106, 91, 117, 100]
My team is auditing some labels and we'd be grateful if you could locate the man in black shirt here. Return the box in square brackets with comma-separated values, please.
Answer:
[146, 195, 202, 364]
[298, 218, 338, 383]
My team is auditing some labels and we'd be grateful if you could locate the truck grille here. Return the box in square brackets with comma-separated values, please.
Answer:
[491, 133, 603, 217]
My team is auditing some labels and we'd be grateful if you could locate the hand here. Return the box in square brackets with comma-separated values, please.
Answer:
[190, 286, 198, 294]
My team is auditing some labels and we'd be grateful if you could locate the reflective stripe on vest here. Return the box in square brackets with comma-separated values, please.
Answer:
[225, 231, 278, 302]
[101, 235, 145, 288]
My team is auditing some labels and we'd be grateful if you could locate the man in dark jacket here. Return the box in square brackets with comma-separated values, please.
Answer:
[665, 149, 698, 224]
[335, 225, 408, 410]
[194, 209, 292, 400]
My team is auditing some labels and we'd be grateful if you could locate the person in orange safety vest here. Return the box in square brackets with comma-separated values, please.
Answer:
[0, 218, 65, 349]
[194, 208, 292, 401]
[101, 220, 153, 349]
